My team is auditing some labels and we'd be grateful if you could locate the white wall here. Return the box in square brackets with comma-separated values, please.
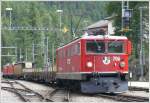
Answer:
[108, 21, 115, 35]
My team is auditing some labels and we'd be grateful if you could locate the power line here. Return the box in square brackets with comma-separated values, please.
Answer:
[2, 26, 59, 31]
[1, 46, 17, 61]
[1, 46, 16, 49]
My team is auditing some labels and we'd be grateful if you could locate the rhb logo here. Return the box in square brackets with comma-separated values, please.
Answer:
[103, 56, 110, 65]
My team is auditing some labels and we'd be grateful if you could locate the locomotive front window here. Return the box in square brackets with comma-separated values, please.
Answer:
[86, 41, 105, 53]
[108, 41, 124, 53]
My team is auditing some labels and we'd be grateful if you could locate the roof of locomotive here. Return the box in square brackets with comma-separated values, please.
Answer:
[81, 34, 128, 40]
[57, 34, 128, 50]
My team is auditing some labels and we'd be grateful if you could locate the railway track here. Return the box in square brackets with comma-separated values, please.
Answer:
[2, 79, 71, 102]
[129, 87, 149, 92]
[96, 93, 149, 102]
[2, 79, 148, 102]
[47, 88, 71, 102]
[64, 90, 70, 102]
[1, 79, 53, 102]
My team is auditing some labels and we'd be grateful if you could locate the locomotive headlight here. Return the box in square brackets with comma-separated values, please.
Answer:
[86, 61, 93, 68]
[120, 61, 125, 68]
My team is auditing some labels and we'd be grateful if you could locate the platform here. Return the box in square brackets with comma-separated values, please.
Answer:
[128, 81, 149, 89]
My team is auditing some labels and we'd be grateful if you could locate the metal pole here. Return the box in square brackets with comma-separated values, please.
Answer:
[6, 8, 12, 29]
[32, 42, 35, 62]
[52, 43, 54, 72]
[59, 12, 65, 43]
[56, 10, 63, 43]
[43, 34, 47, 68]
[44, 37, 46, 68]
[46, 37, 49, 69]
[60, 12, 62, 32]
[122, 1, 129, 30]
[126, 0, 129, 9]
[41, 31, 45, 68]
[26, 48, 28, 61]
[121, 0, 124, 30]
[56, 10, 63, 31]
[15, 47, 17, 61]
[9, 10, 12, 29]
[143, 44, 145, 65]
[20, 48, 22, 61]
[139, 7, 143, 81]
[42, 35, 47, 69]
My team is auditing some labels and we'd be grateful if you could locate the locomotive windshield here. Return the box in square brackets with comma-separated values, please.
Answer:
[86, 41, 105, 53]
[86, 40, 124, 54]
[108, 41, 124, 53]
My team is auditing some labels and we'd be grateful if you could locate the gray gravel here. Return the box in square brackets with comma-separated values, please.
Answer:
[71, 93, 116, 102]
[1, 79, 149, 102]
[125, 90, 149, 98]
[16, 80, 116, 102]
[1, 90, 22, 103]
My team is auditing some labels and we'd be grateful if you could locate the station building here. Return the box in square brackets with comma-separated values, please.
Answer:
[83, 18, 115, 35]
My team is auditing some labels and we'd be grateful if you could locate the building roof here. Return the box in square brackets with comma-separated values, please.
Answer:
[85, 20, 110, 30]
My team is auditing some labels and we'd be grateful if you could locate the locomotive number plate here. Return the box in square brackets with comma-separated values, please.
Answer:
[113, 56, 120, 61]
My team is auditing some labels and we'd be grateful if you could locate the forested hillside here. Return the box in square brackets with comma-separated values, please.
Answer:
[2, 1, 108, 67]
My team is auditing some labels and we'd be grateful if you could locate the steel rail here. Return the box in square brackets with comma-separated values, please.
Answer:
[2, 87, 32, 92]
[96, 93, 149, 102]
[1, 86, 29, 102]
[63, 89, 70, 102]
[2, 79, 53, 102]
[14, 80, 53, 102]
[48, 89, 60, 101]
[48, 88, 71, 102]
[129, 87, 149, 92]
[10, 80, 30, 102]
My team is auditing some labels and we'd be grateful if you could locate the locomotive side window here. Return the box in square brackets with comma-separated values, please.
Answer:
[63, 50, 65, 58]
[77, 43, 80, 54]
[108, 41, 124, 53]
[67, 49, 69, 57]
[75, 43, 80, 55]
[72, 46, 75, 56]
[69, 48, 71, 56]
[60, 51, 62, 58]
[86, 41, 105, 53]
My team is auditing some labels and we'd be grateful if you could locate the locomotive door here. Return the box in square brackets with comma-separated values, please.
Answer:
[86, 40, 107, 73]
[93, 40, 110, 72]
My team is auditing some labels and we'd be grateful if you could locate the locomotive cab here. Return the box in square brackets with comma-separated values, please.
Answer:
[82, 35, 130, 75]
[80, 35, 131, 93]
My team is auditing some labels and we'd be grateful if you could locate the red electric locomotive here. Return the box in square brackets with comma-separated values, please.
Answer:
[56, 34, 131, 93]
[2, 64, 14, 78]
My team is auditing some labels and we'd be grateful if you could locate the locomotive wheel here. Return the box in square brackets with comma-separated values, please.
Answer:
[56, 79, 64, 87]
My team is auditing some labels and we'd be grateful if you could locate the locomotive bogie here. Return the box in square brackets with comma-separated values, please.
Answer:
[81, 77, 128, 93]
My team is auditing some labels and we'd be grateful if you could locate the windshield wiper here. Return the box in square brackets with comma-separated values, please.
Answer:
[94, 40, 102, 52]
[108, 39, 119, 46]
